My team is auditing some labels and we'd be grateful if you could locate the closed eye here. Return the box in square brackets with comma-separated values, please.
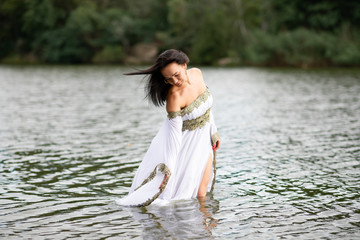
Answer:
[165, 71, 179, 81]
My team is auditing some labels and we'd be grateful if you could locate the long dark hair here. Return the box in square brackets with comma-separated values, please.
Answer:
[125, 49, 189, 106]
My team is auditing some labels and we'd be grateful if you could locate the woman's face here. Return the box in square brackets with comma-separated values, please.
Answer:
[161, 62, 187, 87]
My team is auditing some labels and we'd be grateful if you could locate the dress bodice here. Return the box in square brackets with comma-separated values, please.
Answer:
[167, 88, 213, 132]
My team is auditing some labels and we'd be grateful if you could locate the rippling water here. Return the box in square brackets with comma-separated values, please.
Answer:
[1, 65, 359, 239]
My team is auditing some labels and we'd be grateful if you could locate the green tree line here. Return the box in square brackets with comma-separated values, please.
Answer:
[1, 0, 360, 67]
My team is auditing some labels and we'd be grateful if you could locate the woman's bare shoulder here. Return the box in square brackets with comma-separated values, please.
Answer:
[189, 67, 202, 76]
[166, 88, 182, 113]
[189, 67, 206, 90]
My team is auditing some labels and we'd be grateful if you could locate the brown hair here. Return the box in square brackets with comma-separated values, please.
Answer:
[125, 49, 189, 106]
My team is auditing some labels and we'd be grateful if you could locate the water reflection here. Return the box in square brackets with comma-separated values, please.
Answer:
[126, 195, 219, 239]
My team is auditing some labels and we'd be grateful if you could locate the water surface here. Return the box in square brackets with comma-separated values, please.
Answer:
[0, 65, 359, 239]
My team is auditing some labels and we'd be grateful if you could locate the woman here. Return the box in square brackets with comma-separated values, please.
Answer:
[117, 49, 220, 207]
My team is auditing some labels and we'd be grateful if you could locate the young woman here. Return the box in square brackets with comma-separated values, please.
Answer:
[118, 49, 220, 206]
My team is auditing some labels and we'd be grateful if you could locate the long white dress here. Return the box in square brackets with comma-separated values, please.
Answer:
[117, 87, 220, 206]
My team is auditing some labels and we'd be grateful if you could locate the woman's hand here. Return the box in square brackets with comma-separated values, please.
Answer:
[212, 139, 221, 151]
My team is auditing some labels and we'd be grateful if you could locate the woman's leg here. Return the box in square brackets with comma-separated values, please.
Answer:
[197, 154, 213, 197]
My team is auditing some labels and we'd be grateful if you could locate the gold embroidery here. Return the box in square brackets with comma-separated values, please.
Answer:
[210, 132, 219, 191]
[210, 150, 217, 192]
[167, 111, 182, 119]
[182, 108, 211, 131]
[167, 88, 210, 119]
[211, 132, 220, 146]
[132, 163, 171, 207]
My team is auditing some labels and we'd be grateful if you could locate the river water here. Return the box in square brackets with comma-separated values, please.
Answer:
[0, 65, 359, 239]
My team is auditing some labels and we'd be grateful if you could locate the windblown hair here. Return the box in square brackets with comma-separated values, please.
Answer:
[125, 49, 189, 106]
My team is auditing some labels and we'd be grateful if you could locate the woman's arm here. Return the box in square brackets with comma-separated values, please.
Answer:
[210, 111, 220, 151]
[166, 90, 182, 113]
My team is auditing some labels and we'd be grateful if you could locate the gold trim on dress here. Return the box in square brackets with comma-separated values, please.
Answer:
[132, 163, 171, 207]
[182, 108, 211, 131]
[167, 88, 210, 119]
[211, 132, 220, 146]
[210, 150, 217, 192]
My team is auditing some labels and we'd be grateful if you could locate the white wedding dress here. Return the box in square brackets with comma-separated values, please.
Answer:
[117, 87, 220, 206]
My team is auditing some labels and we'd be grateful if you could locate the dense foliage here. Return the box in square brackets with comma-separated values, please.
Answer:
[1, 0, 360, 66]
